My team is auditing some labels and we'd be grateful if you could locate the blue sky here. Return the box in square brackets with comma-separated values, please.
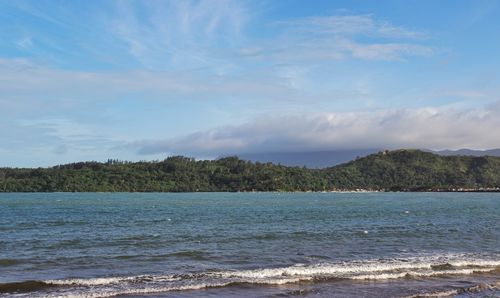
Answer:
[1, 0, 499, 167]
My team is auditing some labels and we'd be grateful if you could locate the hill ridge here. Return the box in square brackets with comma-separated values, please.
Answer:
[1, 150, 500, 192]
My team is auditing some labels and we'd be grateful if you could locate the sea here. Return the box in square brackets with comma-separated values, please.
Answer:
[0, 192, 499, 298]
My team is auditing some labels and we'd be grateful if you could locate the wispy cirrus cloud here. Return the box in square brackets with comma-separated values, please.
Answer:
[243, 14, 433, 63]
[278, 14, 428, 39]
[109, 0, 249, 71]
[16, 37, 33, 50]
[0, 0, 250, 72]
[0, 58, 305, 106]
[1, 0, 435, 72]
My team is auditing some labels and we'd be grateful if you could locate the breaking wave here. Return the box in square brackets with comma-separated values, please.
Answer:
[1, 253, 499, 298]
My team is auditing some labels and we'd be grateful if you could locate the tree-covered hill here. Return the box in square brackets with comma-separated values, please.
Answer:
[1, 150, 500, 192]
[325, 150, 500, 191]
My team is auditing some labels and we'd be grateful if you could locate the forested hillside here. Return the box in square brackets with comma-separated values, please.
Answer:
[1, 150, 500, 192]
[325, 150, 500, 191]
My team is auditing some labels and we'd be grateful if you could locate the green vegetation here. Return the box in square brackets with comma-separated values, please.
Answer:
[326, 150, 500, 191]
[1, 150, 500, 192]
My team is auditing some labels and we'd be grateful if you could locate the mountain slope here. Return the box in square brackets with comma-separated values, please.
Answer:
[327, 150, 500, 191]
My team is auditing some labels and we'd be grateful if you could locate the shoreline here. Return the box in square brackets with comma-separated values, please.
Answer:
[1, 189, 500, 194]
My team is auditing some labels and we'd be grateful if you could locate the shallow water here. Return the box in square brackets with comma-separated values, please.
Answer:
[0, 192, 499, 297]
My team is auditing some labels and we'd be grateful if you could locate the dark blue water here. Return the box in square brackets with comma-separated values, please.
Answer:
[0, 192, 499, 297]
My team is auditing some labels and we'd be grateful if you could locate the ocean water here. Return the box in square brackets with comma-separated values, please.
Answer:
[0, 192, 499, 298]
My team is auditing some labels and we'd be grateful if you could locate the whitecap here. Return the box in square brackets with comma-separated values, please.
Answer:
[34, 253, 500, 298]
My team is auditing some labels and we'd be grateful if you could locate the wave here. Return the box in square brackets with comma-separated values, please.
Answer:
[0, 280, 55, 293]
[403, 280, 500, 298]
[2, 253, 499, 297]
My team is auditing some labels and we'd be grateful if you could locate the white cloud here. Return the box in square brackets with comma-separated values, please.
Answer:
[135, 102, 500, 156]
[105, 6, 434, 71]
[336, 38, 433, 61]
[376, 22, 428, 39]
[0, 58, 310, 110]
[283, 15, 375, 35]
[16, 37, 33, 50]
[109, 0, 248, 70]
[244, 14, 434, 64]
[280, 14, 428, 39]
[3, 1, 435, 73]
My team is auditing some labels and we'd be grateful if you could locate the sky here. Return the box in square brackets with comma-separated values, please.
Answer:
[1, 0, 500, 167]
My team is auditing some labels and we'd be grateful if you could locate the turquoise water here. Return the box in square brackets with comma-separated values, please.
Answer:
[0, 192, 499, 297]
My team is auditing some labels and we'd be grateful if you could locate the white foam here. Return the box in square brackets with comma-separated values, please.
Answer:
[352, 268, 496, 280]
[41, 278, 321, 298]
[448, 259, 500, 267]
[220, 261, 433, 279]
[42, 282, 232, 298]
[46, 274, 180, 286]
[36, 253, 499, 297]
[405, 289, 459, 298]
